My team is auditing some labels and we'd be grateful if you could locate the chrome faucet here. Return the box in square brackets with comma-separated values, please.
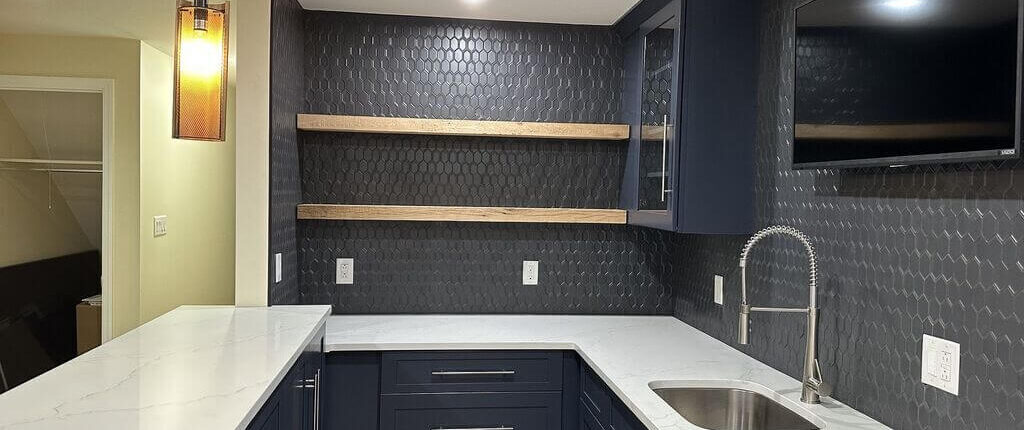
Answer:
[738, 225, 831, 404]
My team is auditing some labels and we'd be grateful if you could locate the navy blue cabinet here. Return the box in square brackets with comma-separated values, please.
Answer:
[619, 0, 756, 234]
[612, 403, 646, 430]
[381, 392, 562, 430]
[580, 400, 605, 430]
[246, 328, 324, 430]
[325, 350, 646, 430]
[579, 364, 647, 430]
[381, 350, 564, 393]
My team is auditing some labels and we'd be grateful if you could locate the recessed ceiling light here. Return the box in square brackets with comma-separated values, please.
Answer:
[882, 0, 923, 10]
[462, 0, 486, 5]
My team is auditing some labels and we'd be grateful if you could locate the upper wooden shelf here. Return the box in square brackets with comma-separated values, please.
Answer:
[297, 204, 627, 225]
[297, 114, 630, 141]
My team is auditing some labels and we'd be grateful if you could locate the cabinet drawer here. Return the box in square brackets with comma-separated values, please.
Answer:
[580, 366, 612, 424]
[381, 351, 563, 394]
[380, 392, 562, 430]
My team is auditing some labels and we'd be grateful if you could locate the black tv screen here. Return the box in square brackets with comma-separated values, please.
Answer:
[792, 0, 1023, 169]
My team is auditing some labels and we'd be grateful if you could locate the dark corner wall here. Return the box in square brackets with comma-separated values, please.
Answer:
[269, 0, 305, 305]
[269, 1, 680, 314]
[672, 0, 1024, 429]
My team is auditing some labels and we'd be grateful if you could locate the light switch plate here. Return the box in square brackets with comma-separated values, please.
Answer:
[336, 258, 354, 285]
[922, 334, 960, 395]
[274, 253, 282, 283]
[714, 275, 724, 305]
[523, 261, 539, 285]
[153, 215, 168, 237]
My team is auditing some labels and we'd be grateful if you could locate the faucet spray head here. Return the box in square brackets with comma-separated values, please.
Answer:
[738, 304, 750, 345]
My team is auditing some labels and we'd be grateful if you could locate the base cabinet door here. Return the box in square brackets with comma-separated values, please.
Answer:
[611, 403, 644, 430]
[247, 362, 303, 430]
[247, 327, 324, 430]
[303, 348, 324, 430]
[579, 401, 605, 430]
[380, 392, 562, 430]
[247, 399, 282, 430]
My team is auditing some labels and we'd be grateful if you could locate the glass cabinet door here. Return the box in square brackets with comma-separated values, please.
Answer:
[637, 15, 678, 212]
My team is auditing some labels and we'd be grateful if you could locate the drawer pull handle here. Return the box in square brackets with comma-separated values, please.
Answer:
[430, 370, 516, 376]
[431, 427, 514, 430]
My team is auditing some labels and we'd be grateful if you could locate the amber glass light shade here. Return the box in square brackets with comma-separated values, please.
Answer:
[173, 1, 229, 141]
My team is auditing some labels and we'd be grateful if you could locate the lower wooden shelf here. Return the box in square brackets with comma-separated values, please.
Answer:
[296, 204, 627, 224]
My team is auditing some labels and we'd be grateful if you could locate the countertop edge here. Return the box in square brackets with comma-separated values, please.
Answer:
[235, 305, 331, 430]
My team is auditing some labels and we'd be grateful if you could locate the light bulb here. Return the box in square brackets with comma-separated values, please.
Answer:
[882, 0, 923, 10]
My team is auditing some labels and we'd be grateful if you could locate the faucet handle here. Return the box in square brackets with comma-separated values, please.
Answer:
[814, 380, 833, 398]
[808, 359, 832, 398]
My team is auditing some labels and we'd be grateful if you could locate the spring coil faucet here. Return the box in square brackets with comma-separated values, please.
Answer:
[738, 225, 831, 404]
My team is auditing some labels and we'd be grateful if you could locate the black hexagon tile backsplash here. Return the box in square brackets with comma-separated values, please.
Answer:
[287, 10, 675, 316]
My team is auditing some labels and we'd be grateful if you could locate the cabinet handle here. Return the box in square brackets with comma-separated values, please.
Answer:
[313, 369, 321, 430]
[430, 427, 514, 430]
[430, 370, 516, 376]
[660, 114, 669, 202]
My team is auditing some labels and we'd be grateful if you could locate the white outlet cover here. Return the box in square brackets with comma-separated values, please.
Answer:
[921, 334, 960, 395]
[274, 253, 282, 283]
[153, 215, 168, 237]
[523, 261, 539, 285]
[714, 275, 724, 305]
[336, 258, 354, 285]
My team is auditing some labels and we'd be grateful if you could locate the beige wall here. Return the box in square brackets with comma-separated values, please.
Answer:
[0, 97, 95, 267]
[235, 0, 272, 306]
[138, 42, 234, 323]
[0, 34, 143, 336]
[0, 33, 237, 336]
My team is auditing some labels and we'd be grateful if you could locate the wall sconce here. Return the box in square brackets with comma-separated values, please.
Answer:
[173, 0, 229, 141]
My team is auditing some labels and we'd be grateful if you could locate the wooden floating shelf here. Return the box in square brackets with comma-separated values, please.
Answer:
[297, 114, 630, 141]
[297, 204, 628, 225]
[795, 122, 1011, 140]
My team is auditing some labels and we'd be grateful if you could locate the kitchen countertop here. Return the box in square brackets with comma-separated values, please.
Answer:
[326, 314, 890, 430]
[0, 305, 331, 430]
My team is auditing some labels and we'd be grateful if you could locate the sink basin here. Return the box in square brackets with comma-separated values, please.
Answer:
[652, 387, 821, 430]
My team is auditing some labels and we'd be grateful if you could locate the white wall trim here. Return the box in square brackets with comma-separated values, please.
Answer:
[0, 75, 116, 342]
[234, 0, 272, 306]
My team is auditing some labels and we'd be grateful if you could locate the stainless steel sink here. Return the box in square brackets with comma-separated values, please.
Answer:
[653, 387, 821, 430]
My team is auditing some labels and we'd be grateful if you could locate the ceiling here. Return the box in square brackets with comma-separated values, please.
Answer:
[0, 0, 178, 54]
[298, 0, 644, 25]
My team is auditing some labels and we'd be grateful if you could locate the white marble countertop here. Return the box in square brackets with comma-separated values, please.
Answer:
[326, 314, 890, 430]
[0, 305, 331, 430]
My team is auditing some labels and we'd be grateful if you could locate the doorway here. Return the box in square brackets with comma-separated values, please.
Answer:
[0, 75, 112, 393]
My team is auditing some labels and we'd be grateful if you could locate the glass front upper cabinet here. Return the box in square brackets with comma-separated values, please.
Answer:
[618, 0, 755, 235]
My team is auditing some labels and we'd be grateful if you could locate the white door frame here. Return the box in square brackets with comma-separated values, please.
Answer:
[0, 75, 115, 342]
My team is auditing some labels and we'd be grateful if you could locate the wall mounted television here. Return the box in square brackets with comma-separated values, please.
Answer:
[792, 0, 1024, 169]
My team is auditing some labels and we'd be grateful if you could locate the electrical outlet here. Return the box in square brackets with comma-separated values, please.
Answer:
[274, 253, 282, 283]
[523, 261, 539, 285]
[336, 258, 354, 285]
[714, 275, 724, 305]
[922, 334, 960, 395]
[153, 215, 168, 237]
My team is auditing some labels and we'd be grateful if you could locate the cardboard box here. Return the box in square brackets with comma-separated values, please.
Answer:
[76, 303, 101, 355]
